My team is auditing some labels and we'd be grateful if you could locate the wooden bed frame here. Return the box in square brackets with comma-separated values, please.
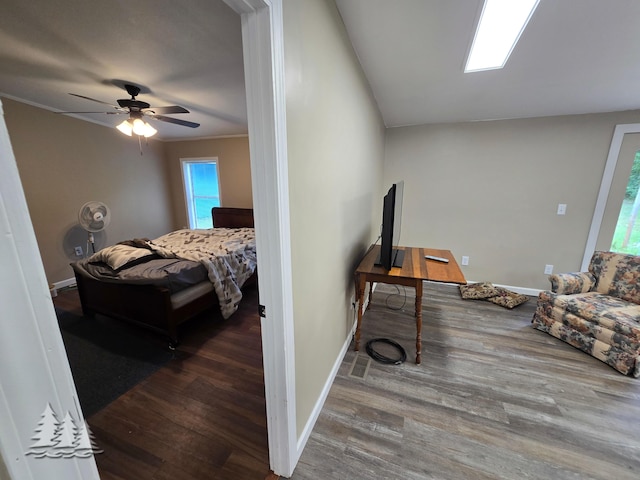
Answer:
[72, 207, 255, 347]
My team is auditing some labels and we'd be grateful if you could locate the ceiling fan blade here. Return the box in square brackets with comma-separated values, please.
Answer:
[143, 106, 190, 115]
[55, 111, 126, 115]
[151, 115, 200, 128]
[68, 93, 121, 109]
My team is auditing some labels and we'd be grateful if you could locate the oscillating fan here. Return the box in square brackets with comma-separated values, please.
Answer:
[78, 201, 111, 253]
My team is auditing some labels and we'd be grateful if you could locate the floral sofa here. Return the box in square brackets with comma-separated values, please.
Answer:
[532, 251, 640, 377]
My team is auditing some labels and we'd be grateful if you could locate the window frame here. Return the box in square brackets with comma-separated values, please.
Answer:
[180, 157, 222, 229]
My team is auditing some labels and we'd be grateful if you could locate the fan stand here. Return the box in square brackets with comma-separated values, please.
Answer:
[88, 232, 96, 254]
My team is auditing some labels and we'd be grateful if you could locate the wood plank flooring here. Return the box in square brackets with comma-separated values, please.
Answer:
[290, 283, 640, 480]
[53, 284, 272, 480]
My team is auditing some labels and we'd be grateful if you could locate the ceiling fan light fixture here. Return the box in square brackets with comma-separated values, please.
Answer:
[132, 117, 146, 136]
[131, 117, 157, 137]
[116, 117, 157, 138]
[116, 119, 133, 136]
[141, 122, 157, 138]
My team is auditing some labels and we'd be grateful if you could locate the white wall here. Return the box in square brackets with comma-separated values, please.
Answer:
[385, 110, 640, 290]
[283, 0, 385, 435]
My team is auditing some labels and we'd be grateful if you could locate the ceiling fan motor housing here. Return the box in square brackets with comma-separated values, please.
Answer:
[117, 99, 150, 111]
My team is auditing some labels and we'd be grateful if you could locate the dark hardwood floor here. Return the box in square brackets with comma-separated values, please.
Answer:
[291, 282, 640, 480]
[53, 284, 273, 480]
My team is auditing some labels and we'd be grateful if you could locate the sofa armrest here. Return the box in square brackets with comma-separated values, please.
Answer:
[549, 272, 596, 294]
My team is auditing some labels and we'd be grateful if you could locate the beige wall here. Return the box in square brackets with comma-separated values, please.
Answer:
[4, 98, 174, 285]
[384, 110, 640, 290]
[163, 136, 253, 229]
[283, 0, 386, 435]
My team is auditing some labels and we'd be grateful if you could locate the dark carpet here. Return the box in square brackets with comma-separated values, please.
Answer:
[56, 308, 173, 417]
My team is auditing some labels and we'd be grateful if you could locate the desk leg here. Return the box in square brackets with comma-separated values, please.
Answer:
[415, 280, 423, 364]
[355, 275, 366, 352]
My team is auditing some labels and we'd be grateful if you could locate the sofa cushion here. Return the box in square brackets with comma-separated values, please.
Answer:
[532, 313, 640, 377]
[459, 282, 500, 300]
[487, 288, 529, 309]
[549, 272, 596, 295]
[538, 290, 640, 342]
[589, 251, 640, 305]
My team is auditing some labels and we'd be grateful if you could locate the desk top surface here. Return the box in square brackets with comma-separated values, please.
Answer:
[355, 245, 467, 285]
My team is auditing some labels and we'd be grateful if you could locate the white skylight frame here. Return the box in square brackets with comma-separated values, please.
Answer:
[465, 0, 540, 73]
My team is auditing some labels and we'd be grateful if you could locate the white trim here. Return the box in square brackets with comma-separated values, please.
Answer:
[0, 101, 100, 479]
[52, 277, 77, 291]
[582, 123, 640, 271]
[179, 157, 221, 228]
[231, 0, 298, 476]
[162, 133, 249, 142]
[296, 285, 376, 466]
[50, 277, 77, 296]
[492, 283, 541, 297]
[430, 279, 541, 297]
[296, 320, 357, 458]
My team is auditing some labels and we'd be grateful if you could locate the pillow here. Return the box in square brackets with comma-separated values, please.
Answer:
[459, 282, 500, 300]
[486, 288, 529, 309]
[88, 244, 157, 271]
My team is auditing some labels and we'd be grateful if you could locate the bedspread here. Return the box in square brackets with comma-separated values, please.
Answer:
[148, 228, 256, 319]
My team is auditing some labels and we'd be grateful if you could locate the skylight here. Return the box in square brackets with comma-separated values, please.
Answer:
[465, 0, 540, 73]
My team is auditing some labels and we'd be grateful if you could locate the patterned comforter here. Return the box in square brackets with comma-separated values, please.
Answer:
[148, 228, 257, 319]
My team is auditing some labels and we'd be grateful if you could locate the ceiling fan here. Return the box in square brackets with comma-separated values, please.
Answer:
[59, 83, 200, 137]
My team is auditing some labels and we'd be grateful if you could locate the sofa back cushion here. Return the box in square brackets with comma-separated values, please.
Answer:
[589, 251, 640, 305]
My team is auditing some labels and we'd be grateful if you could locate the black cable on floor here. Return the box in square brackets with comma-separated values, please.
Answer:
[385, 284, 407, 311]
[365, 338, 407, 365]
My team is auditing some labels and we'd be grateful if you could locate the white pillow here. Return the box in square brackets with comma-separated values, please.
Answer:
[88, 244, 156, 270]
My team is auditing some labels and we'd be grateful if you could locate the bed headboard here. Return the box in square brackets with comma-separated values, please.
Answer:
[212, 207, 254, 228]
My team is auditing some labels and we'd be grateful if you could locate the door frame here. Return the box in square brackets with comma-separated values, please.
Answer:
[222, 0, 298, 476]
[0, 1, 298, 478]
[582, 123, 640, 270]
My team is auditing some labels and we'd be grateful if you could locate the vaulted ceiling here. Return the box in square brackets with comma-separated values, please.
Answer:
[2, 0, 639, 141]
[336, 0, 640, 127]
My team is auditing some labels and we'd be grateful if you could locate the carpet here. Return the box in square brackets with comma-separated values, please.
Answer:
[56, 308, 174, 417]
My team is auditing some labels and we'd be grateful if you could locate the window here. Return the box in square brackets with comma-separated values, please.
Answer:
[610, 150, 640, 255]
[181, 158, 221, 229]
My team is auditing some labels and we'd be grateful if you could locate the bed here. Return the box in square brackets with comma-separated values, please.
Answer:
[70, 207, 256, 347]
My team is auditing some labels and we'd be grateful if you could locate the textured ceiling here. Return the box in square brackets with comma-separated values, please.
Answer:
[0, 0, 246, 140]
[2, 0, 640, 141]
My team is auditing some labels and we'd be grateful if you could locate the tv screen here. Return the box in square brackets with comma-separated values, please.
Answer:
[376, 181, 404, 270]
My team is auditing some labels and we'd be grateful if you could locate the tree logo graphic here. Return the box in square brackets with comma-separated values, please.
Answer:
[25, 403, 103, 458]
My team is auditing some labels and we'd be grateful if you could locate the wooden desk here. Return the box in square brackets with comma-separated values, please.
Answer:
[354, 245, 466, 364]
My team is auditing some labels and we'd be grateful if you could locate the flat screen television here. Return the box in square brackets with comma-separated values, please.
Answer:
[376, 180, 405, 270]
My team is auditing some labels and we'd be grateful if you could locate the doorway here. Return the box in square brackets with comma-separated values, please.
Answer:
[0, 1, 296, 478]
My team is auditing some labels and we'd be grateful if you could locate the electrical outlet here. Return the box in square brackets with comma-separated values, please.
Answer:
[74, 246, 83, 257]
[461, 256, 469, 266]
[557, 203, 567, 215]
[544, 264, 554, 275]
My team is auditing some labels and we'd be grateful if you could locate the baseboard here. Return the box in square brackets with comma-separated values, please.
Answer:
[494, 284, 541, 297]
[295, 319, 355, 461]
[295, 284, 374, 462]
[50, 277, 77, 297]
[441, 279, 541, 297]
